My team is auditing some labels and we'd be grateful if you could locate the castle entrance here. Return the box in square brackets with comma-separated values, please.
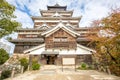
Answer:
[41, 51, 59, 65]
[46, 55, 57, 65]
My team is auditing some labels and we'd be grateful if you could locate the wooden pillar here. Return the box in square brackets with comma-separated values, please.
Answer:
[27, 65, 30, 71]
[11, 68, 15, 78]
[21, 66, 24, 74]
[38, 55, 41, 64]
[106, 66, 111, 75]
[0, 70, 2, 78]
[29, 55, 32, 67]
[97, 65, 101, 71]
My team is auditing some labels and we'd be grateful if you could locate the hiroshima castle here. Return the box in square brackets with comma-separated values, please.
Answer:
[10, 4, 98, 65]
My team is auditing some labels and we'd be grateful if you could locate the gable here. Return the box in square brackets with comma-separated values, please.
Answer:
[47, 28, 77, 37]
[46, 29, 76, 42]
[54, 29, 75, 38]
[41, 22, 80, 37]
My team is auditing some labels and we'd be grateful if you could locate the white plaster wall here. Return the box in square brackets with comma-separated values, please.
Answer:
[29, 47, 45, 55]
[29, 46, 92, 55]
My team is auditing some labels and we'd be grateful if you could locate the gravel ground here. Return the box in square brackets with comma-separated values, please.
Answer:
[6, 65, 120, 80]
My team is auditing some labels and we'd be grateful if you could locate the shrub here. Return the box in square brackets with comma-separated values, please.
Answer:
[78, 62, 87, 70]
[19, 58, 28, 71]
[32, 62, 40, 70]
[0, 70, 11, 80]
[81, 62, 87, 69]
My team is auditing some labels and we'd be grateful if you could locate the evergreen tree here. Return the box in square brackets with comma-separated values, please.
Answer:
[0, 48, 9, 65]
[0, 0, 20, 37]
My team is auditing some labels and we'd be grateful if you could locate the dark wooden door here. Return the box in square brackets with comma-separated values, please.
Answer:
[47, 56, 55, 65]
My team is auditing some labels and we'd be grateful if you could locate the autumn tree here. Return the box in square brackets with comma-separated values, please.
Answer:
[0, 0, 20, 37]
[90, 9, 120, 76]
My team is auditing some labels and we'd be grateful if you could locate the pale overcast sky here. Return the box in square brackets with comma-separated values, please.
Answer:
[6, 0, 120, 28]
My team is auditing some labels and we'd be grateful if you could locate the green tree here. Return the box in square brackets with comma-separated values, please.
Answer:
[90, 9, 120, 76]
[0, 48, 9, 65]
[19, 58, 28, 71]
[0, 0, 20, 37]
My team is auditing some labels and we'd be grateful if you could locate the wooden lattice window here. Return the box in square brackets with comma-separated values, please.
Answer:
[53, 37, 67, 42]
